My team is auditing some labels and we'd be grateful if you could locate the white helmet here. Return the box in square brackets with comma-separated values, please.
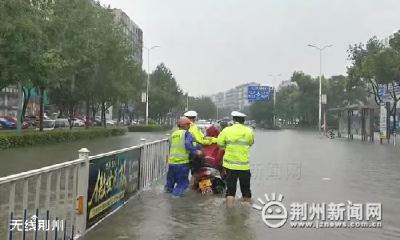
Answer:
[184, 110, 198, 118]
[231, 111, 246, 117]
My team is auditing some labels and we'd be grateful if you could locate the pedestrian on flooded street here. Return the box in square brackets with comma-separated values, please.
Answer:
[217, 111, 255, 207]
[165, 117, 202, 197]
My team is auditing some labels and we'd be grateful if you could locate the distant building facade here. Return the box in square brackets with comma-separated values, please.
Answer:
[278, 80, 297, 91]
[0, 86, 19, 117]
[112, 9, 143, 65]
[211, 82, 260, 111]
[211, 92, 226, 109]
[0, 87, 49, 117]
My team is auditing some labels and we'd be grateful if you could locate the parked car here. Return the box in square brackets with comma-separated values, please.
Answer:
[40, 120, 56, 131]
[94, 117, 102, 126]
[0, 116, 30, 129]
[70, 118, 85, 127]
[0, 117, 16, 129]
[25, 115, 38, 127]
[37, 118, 70, 131]
[6, 116, 30, 129]
[55, 118, 70, 129]
[75, 116, 92, 126]
[106, 119, 116, 126]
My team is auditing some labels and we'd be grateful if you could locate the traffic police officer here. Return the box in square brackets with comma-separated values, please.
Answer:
[184, 110, 216, 145]
[184, 110, 216, 185]
[165, 117, 201, 197]
[217, 111, 254, 207]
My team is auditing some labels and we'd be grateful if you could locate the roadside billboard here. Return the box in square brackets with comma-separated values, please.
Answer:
[86, 148, 141, 227]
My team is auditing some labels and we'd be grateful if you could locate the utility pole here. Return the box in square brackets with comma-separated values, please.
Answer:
[273, 87, 276, 127]
[186, 93, 189, 111]
[144, 45, 160, 125]
[307, 44, 333, 133]
[268, 74, 282, 127]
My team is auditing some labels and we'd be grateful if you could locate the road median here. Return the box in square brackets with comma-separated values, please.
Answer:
[0, 128, 126, 150]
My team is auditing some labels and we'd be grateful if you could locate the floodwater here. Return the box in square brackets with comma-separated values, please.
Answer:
[82, 129, 400, 240]
[0, 132, 169, 177]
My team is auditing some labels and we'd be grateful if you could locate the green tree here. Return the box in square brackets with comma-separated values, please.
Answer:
[348, 35, 400, 131]
[0, 0, 46, 90]
[46, 0, 99, 125]
[290, 72, 319, 126]
[249, 99, 274, 126]
[276, 84, 299, 125]
[188, 96, 217, 119]
[149, 63, 183, 121]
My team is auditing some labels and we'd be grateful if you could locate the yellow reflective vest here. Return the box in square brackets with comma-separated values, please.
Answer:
[168, 129, 189, 164]
[217, 123, 254, 170]
[188, 123, 215, 145]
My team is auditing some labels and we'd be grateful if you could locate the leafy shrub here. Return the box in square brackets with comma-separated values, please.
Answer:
[0, 128, 126, 150]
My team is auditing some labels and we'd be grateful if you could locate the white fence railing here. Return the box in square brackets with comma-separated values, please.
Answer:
[0, 138, 169, 240]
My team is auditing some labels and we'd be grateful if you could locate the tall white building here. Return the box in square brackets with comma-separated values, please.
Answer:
[236, 83, 260, 110]
[112, 9, 143, 65]
[211, 82, 260, 111]
[211, 92, 226, 109]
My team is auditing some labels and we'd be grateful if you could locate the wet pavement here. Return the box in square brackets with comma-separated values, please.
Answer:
[0, 132, 169, 177]
[82, 129, 400, 240]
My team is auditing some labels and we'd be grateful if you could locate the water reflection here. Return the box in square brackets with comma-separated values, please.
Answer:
[68, 130, 400, 240]
[0, 132, 168, 177]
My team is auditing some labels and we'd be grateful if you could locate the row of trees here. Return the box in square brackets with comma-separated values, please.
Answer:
[250, 30, 400, 128]
[250, 72, 368, 127]
[1, 0, 207, 130]
[186, 96, 217, 120]
[347, 31, 400, 129]
[1, 0, 145, 130]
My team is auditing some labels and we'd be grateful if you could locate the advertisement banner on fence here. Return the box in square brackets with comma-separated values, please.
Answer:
[87, 148, 141, 228]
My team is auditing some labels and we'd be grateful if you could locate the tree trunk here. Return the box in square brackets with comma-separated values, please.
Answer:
[85, 99, 90, 128]
[118, 103, 122, 125]
[39, 88, 44, 131]
[21, 87, 31, 123]
[69, 105, 74, 129]
[101, 101, 106, 128]
[393, 100, 397, 135]
[92, 104, 96, 124]
[386, 102, 391, 141]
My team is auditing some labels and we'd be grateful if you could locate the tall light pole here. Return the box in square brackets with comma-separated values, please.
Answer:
[268, 74, 282, 127]
[144, 45, 160, 125]
[186, 93, 189, 111]
[307, 44, 332, 132]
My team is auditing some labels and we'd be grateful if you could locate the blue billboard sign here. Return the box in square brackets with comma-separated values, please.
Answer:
[248, 86, 270, 102]
[378, 83, 400, 101]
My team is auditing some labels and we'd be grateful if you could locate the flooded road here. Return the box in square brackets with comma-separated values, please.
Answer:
[0, 132, 168, 177]
[83, 129, 400, 240]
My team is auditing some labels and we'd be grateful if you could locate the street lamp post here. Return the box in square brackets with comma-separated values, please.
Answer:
[186, 93, 189, 112]
[268, 74, 282, 127]
[307, 44, 333, 133]
[145, 45, 160, 125]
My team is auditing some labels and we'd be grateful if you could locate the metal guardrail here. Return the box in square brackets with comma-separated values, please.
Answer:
[0, 138, 169, 240]
[140, 139, 169, 189]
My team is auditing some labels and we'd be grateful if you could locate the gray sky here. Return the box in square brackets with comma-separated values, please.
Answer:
[99, 0, 400, 96]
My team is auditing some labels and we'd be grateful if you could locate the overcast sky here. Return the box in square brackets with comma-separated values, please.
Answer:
[99, 0, 400, 96]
